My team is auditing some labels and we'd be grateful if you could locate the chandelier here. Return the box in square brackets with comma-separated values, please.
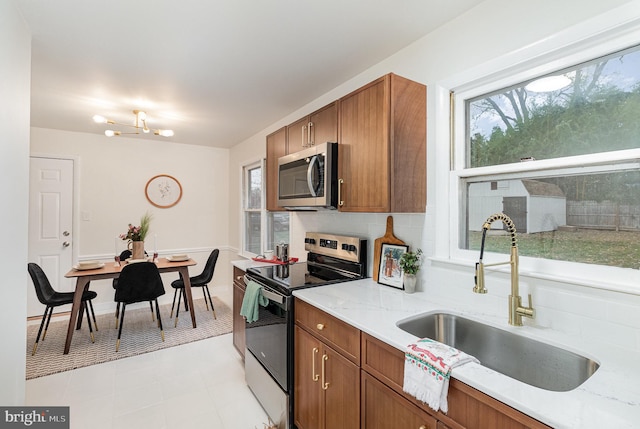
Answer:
[92, 110, 174, 137]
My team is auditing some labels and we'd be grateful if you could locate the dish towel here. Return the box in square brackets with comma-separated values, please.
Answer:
[239, 280, 269, 323]
[403, 338, 479, 413]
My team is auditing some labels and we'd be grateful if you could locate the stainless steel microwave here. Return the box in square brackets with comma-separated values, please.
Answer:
[277, 141, 338, 210]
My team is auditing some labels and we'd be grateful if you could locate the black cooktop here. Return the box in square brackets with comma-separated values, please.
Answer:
[246, 254, 365, 296]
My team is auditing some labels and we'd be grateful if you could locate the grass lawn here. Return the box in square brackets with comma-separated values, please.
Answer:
[468, 229, 640, 269]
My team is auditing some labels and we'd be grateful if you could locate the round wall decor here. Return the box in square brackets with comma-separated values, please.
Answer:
[145, 174, 183, 208]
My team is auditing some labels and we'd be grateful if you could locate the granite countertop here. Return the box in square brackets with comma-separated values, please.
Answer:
[293, 279, 640, 429]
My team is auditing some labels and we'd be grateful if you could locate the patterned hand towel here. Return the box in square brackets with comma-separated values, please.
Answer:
[403, 338, 479, 413]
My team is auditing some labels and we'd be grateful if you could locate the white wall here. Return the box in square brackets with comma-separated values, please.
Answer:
[1, 0, 30, 405]
[30, 128, 232, 313]
[229, 0, 640, 351]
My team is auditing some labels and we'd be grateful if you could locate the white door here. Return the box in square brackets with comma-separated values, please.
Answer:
[28, 157, 75, 317]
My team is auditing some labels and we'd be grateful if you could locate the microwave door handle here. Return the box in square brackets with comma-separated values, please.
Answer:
[307, 155, 319, 197]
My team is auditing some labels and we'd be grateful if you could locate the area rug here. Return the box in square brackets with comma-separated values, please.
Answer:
[26, 297, 232, 379]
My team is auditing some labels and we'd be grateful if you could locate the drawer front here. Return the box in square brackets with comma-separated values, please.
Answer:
[233, 266, 246, 290]
[295, 299, 360, 365]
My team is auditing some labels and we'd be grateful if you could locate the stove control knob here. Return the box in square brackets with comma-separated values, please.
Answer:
[348, 245, 357, 252]
[308, 238, 316, 245]
[341, 243, 348, 250]
[316, 323, 325, 331]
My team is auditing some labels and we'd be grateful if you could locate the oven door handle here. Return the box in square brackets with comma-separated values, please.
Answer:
[244, 275, 285, 305]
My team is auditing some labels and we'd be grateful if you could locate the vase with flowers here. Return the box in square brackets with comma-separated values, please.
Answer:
[120, 212, 152, 260]
[399, 248, 423, 294]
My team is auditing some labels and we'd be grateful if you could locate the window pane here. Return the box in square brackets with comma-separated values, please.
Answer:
[267, 212, 290, 250]
[245, 212, 261, 255]
[247, 166, 262, 209]
[463, 170, 640, 268]
[467, 45, 640, 168]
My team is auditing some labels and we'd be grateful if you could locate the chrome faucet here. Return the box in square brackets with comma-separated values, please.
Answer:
[473, 213, 535, 326]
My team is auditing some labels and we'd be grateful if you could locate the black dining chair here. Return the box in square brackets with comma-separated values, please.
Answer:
[170, 249, 219, 327]
[113, 261, 165, 352]
[27, 262, 98, 355]
[113, 249, 155, 328]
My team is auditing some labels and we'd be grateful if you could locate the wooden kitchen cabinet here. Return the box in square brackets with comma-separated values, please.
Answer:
[294, 299, 360, 429]
[361, 333, 551, 429]
[338, 73, 426, 213]
[287, 101, 338, 151]
[362, 371, 438, 429]
[232, 266, 246, 358]
[266, 126, 287, 211]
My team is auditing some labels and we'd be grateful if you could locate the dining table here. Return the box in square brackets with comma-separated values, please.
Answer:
[63, 257, 197, 354]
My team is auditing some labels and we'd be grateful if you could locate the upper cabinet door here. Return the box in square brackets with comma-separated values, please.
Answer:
[266, 127, 288, 211]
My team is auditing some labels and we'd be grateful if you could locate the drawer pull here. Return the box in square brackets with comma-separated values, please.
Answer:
[316, 323, 325, 330]
[312, 347, 319, 382]
[419, 426, 428, 429]
[321, 354, 329, 390]
[236, 276, 243, 281]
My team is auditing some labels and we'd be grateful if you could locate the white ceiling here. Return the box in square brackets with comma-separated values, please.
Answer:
[17, 0, 483, 148]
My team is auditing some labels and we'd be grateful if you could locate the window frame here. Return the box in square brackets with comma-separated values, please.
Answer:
[240, 158, 290, 258]
[435, 7, 640, 294]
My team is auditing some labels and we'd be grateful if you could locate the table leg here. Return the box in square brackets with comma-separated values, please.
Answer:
[179, 266, 197, 328]
[64, 277, 90, 354]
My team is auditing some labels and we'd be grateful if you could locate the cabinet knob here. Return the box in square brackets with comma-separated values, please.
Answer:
[419, 426, 429, 429]
[236, 276, 243, 280]
[316, 323, 325, 330]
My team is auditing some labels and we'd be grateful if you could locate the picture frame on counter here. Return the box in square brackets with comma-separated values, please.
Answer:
[377, 243, 408, 289]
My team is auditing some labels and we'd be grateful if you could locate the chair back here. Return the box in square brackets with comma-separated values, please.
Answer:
[114, 262, 165, 304]
[200, 249, 220, 283]
[27, 263, 56, 305]
[119, 249, 132, 260]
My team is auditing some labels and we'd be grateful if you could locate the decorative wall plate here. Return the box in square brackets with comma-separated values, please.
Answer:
[145, 174, 182, 208]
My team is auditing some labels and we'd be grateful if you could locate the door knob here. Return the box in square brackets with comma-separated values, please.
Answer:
[63, 231, 70, 236]
[62, 241, 70, 248]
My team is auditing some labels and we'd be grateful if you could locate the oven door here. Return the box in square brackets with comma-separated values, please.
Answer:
[244, 277, 292, 392]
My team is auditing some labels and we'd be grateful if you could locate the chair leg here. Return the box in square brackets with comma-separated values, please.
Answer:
[155, 299, 165, 342]
[183, 289, 188, 311]
[149, 301, 155, 322]
[174, 288, 182, 328]
[32, 306, 51, 355]
[76, 301, 85, 330]
[88, 299, 98, 331]
[42, 306, 54, 340]
[202, 287, 209, 311]
[204, 285, 216, 320]
[170, 288, 179, 318]
[85, 301, 95, 343]
[116, 303, 126, 352]
[114, 302, 120, 329]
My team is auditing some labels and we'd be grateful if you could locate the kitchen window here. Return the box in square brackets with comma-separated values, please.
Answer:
[452, 42, 640, 274]
[242, 160, 289, 257]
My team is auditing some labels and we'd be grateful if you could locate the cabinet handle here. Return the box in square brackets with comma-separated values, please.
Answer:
[338, 178, 344, 207]
[321, 354, 329, 390]
[308, 121, 314, 146]
[312, 347, 319, 382]
[316, 323, 324, 330]
[301, 124, 307, 148]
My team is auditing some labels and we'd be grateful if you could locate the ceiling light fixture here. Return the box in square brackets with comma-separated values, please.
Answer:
[92, 110, 174, 138]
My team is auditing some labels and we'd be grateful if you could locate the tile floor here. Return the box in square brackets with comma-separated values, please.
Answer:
[25, 283, 270, 429]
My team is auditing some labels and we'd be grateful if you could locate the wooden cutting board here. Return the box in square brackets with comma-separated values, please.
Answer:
[373, 215, 406, 281]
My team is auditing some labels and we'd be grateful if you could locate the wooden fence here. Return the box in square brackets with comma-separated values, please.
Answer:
[567, 200, 640, 230]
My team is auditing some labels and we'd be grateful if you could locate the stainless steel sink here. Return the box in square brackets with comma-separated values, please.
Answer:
[397, 312, 599, 392]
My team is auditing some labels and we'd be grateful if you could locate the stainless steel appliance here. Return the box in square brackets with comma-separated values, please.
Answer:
[277, 142, 338, 210]
[244, 232, 367, 429]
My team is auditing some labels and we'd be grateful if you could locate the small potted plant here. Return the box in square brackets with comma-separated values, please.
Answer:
[120, 212, 152, 260]
[399, 248, 423, 294]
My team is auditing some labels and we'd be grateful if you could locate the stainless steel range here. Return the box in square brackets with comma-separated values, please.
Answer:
[243, 232, 367, 429]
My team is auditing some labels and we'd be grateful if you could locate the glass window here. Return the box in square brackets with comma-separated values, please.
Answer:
[460, 43, 640, 270]
[468, 45, 640, 168]
[242, 161, 289, 256]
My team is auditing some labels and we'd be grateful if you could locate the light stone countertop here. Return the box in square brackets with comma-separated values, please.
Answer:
[292, 279, 640, 429]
